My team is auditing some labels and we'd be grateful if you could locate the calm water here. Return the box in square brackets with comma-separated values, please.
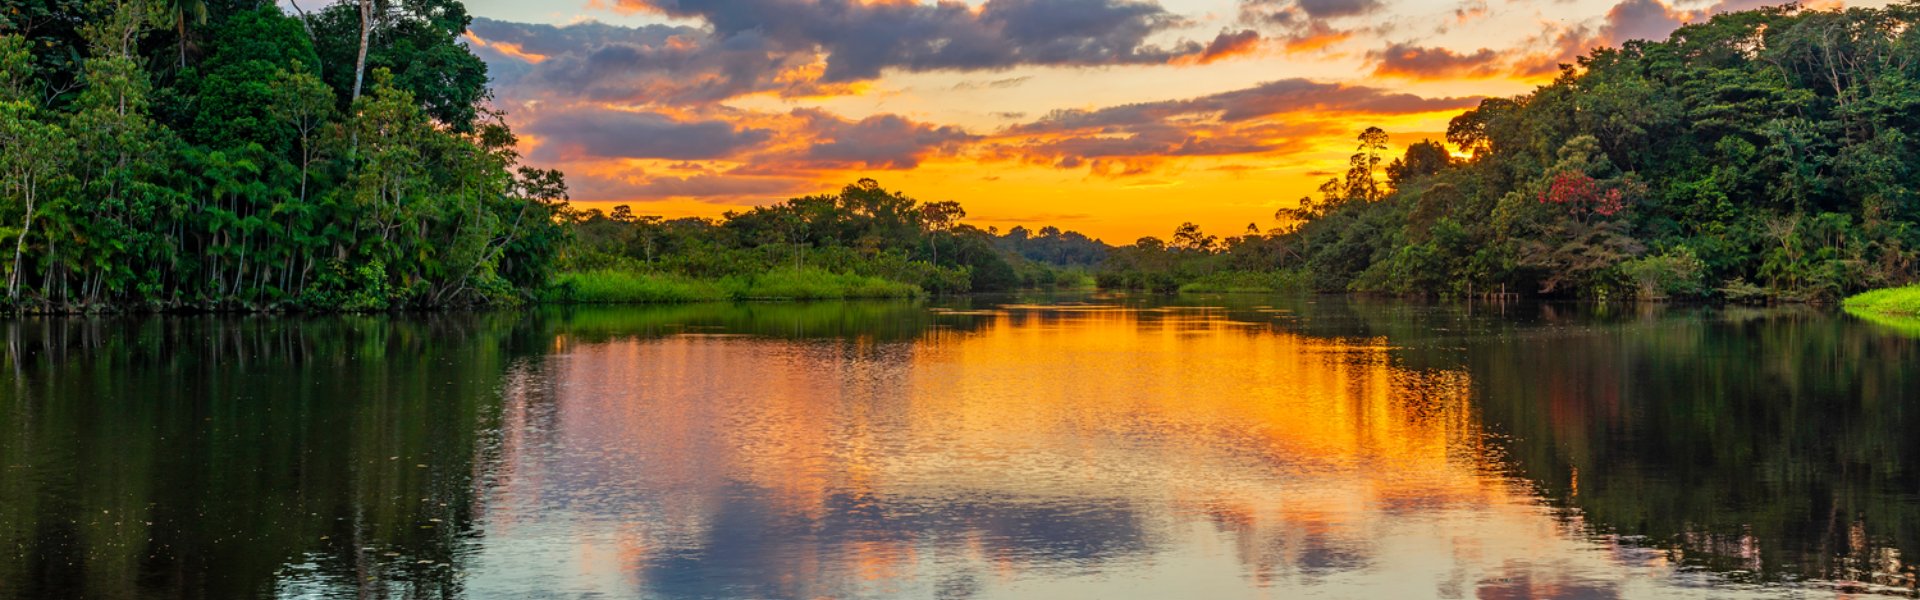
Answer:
[3, 295, 1918, 599]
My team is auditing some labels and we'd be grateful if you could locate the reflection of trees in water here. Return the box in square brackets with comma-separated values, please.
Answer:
[543, 300, 995, 344]
[1278, 300, 1920, 591]
[5, 299, 1915, 596]
[0, 314, 546, 598]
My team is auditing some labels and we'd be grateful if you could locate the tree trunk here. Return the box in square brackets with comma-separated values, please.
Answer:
[177, 13, 187, 70]
[8, 179, 32, 299]
[352, 0, 371, 101]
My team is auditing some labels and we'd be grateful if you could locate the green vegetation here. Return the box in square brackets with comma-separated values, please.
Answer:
[540, 268, 921, 304]
[1177, 269, 1309, 294]
[1845, 285, 1920, 333]
[0, 0, 567, 313]
[1097, 4, 1920, 302]
[8, 1, 1919, 312]
[555, 178, 1096, 303]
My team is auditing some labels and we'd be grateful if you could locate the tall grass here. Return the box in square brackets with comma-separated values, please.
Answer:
[541, 270, 728, 304]
[543, 268, 921, 304]
[720, 269, 921, 300]
[1844, 285, 1920, 334]
[1178, 270, 1310, 294]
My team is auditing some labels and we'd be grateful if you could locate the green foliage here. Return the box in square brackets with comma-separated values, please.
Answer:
[540, 269, 727, 304]
[1620, 246, 1708, 299]
[1845, 285, 1920, 334]
[1102, 3, 1920, 302]
[0, 2, 565, 313]
[542, 267, 921, 304]
[721, 268, 921, 301]
[558, 179, 1077, 299]
[1177, 269, 1308, 294]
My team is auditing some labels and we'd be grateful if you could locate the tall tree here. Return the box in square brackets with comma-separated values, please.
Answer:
[0, 103, 73, 299]
[352, 0, 369, 101]
[161, 0, 207, 69]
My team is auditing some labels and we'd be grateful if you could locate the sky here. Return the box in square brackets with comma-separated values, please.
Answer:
[455, 0, 1859, 242]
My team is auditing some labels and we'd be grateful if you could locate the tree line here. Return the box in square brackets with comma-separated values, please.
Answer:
[0, 0, 567, 312]
[562, 178, 1103, 295]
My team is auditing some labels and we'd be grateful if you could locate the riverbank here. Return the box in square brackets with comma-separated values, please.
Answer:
[540, 268, 923, 304]
[1844, 285, 1920, 333]
[1176, 270, 1311, 294]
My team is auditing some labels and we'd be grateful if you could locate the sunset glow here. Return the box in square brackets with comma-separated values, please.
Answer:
[461, 0, 1889, 241]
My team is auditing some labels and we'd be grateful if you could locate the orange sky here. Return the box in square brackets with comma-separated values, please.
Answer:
[457, 0, 1882, 242]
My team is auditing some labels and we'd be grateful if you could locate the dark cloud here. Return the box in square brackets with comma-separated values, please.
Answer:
[1275, 21, 1354, 53]
[1369, 43, 1506, 79]
[469, 18, 829, 105]
[993, 80, 1477, 175]
[522, 107, 773, 161]
[1601, 0, 1690, 43]
[598, 0, 1221, 87]
[1189, 29, 1263, 64]
[796, 109, 979, 170]
[1239, 0, 1382, 26]
[1015, 79, 1479, 133]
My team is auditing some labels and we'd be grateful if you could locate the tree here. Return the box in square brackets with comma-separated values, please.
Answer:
[160, 0, 207, 69]
[269, 60, 333, 203]
[0, 102, 73, 299]
[1386, 140, 1451, 188]
[1171, 222, 1218, 253]
[352, 0, 370, 101]
[919, 200, 964, 265]
[1345, 127, 1389, 202]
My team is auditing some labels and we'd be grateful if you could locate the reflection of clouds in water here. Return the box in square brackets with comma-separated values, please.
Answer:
[465, 301, 1887, 599]
[642, 483, 1151, 599]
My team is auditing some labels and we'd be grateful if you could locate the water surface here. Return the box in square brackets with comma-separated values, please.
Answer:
[3, 295, 1917, 598]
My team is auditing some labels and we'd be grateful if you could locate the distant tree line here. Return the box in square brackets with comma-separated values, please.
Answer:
[564, 178, 1114, 294]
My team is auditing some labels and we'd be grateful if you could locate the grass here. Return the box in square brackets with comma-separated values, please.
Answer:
[542, 268, 921, 304]
[1843, 285, 1920, 334]
[1178, 269, 1310, 294]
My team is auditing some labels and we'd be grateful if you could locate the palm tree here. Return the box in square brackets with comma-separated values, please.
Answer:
[163, 0, 209, 69]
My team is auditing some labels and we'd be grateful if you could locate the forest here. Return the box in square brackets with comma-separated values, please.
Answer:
[1, 0, 568, 312]
[4, 1, 1919, 312]
[1103, 3, 1920, 302]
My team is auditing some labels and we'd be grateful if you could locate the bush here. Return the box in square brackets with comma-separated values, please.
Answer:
[720, 268, 921, 300]
[1620, 246, 1708, 300]
[542, 267, 923, 304]
[540, 270, 727, 304]
[1178, 270, 1309, 293]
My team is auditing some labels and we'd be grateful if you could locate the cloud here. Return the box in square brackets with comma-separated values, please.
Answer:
[991, 79, 1479, 175]
[1240, 0, 1383, 23]
[1180, 29, 1263, 65]
[1015, 79, 1479, 133]
[794, 109, 979, 170]
[1600, 0, 1690, 43]
[1369, 43, 1507, 79]
[569, 171, 815, 203]
[598, 0, 1225, 84]
[952, 76, 1033, 91]
[1276, 21, 1354, 53]
[523, 107, 773, 161]
[469, 18, 841, 105]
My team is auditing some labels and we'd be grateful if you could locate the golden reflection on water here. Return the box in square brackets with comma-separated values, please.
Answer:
[474, 306, 1730, 598]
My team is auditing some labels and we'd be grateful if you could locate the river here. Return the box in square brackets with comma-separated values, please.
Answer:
[2, 295, 1916, 598]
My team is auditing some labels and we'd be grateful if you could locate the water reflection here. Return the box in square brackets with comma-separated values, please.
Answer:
[1, 297, 1917, 598]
